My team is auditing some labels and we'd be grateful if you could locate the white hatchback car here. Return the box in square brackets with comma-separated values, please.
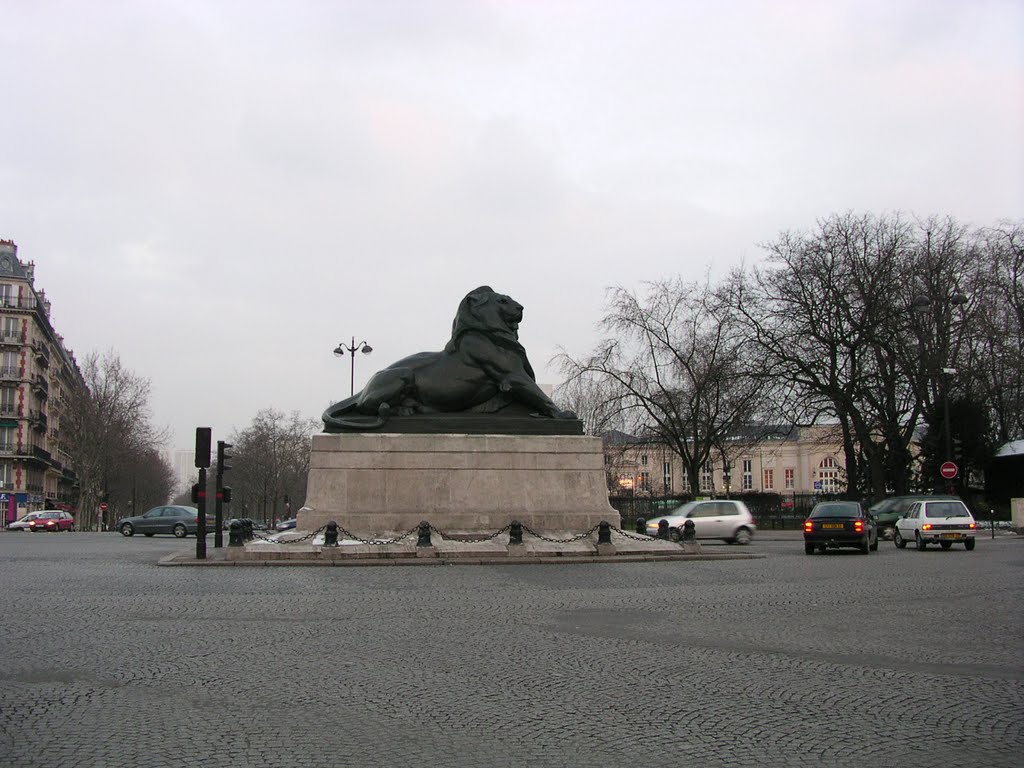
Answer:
[894, 498, 977, 551]
[7, 511, 47, 531]
[645, 499, 757, 544]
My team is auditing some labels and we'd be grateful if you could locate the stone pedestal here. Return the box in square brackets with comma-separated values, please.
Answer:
[298, 433, 620, 536]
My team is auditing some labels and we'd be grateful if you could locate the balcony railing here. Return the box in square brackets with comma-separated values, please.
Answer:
[31, 374, 48, 397]
[29, 410, 47, 432]
[0, 297, 38, 310]
[0, 366, 20, 380]
[0, 404, 20, 417]
[32, 342, 50, 368]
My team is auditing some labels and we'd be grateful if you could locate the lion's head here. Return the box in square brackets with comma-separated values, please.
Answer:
[448, 285, 524, 343]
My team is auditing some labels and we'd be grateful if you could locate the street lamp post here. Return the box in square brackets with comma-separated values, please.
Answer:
[912, 292, 968, 493]
[333, 337, 373, 396]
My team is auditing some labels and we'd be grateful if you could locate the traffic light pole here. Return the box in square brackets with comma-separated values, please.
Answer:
[214, 440, 232, 549]
[214, 471, 224, 549]
[195, 466, 207, 560]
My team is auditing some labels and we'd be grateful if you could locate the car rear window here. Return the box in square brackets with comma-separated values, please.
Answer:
[810, 503, 861, 518]
[924, 502, 970, 518]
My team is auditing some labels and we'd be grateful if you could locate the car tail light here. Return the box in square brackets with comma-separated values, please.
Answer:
[803, 520, 814, 532]
[854, 520, 864, 532]
[923, 524, 933, 531]
[969, 522, 976, 529]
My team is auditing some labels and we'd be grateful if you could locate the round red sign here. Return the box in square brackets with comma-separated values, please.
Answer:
[940, 461, 958, 480]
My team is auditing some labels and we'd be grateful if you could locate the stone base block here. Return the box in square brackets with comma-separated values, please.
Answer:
[298, 432, 620, 537]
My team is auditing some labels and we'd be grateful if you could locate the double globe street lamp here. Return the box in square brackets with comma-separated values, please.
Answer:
[333, 337, 373, 397]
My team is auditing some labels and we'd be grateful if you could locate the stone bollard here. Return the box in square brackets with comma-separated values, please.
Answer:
[657, 519, 670, 539]
[681, 519, 701, 553]
[636, 517, 647, 536]
[324, 521, 338, 547]
[682, 519, 696, 542]
[417, 521, 432, 547]
[243, 519, 254, 541]
[596, 520, 616, 556]
[509, 520, 523, 545]
[228, 519, 243, 547]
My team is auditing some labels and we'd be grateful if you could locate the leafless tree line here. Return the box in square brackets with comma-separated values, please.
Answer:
[558, 213, 1023, 499]
[63, 350, 173, 529]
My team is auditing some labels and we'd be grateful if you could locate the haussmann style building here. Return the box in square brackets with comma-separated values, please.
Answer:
[0, 239, 82, 522]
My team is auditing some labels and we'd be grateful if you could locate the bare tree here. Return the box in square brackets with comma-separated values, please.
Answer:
[557, 277, 769, 495]
[230, 409, 318, 526]
[63, 350, 169, 529]
[969, 221, 1024, 444]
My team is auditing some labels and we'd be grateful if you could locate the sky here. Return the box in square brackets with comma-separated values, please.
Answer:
[1, 0, 1022, 455]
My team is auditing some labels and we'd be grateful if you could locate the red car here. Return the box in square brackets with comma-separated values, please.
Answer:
[28, 510, 75, 532]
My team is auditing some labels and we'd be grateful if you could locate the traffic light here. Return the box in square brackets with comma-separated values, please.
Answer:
[219, 486, 232, 504]
[952, 436, 963, 460]
[217, 441, 233, 476]
[195, 427, 211, 468]
[191, 483, 200, 504]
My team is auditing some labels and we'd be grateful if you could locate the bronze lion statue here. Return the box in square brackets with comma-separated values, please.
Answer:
[322, 286, 577, 432]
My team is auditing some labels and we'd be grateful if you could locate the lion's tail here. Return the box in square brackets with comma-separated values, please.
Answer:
[322, 401, 391, 433]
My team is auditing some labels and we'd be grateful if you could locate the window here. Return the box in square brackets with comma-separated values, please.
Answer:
[701, 463, 713, 491]
[0, 284, 11, 307]
[0, 426, 13, 451]
[763, 468, 774, 490]
[1, 350, 17, 377]
[2, 318, 18, 343]
[0, 388, 16, 415]
[784, 468, 795, 489]
[742, 459, 753, 491]
[0, 461, 10, 485]
[662, 461, 672, 492]
[641, 454, 648, 466]
[817, 457, 843, 493]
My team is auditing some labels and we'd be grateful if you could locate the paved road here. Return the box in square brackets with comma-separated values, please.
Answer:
[0, 532, 1021, 767]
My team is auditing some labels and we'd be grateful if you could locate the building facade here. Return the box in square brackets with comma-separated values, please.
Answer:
[605, 424, 849, 497]
[0, 240, 81, 522]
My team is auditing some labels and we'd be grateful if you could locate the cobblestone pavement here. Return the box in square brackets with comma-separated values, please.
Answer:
[0, 532, 1020, 767]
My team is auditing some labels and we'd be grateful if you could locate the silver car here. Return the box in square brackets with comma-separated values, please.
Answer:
[646, 499, 757, 544]
[116, 505, 213, 538]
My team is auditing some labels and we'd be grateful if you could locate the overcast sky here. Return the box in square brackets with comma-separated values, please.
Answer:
[2, 0, 1022, 454]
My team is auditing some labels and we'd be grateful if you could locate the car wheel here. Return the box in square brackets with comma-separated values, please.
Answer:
[859, 537, 870, 554]
[870, 534, 878, 551]
[733, 527, 753, 545]
[915, 531, 926, 551]
[120, 523, 134, 537]
[668, 528, 682, 543]
[940, 541, 952, 550]
[964, 538, 976, 551]
[173, 524, 188, 538]
[804, 542, 815, 555]
[69, 525, 75, 532]
[894, 529, 907, 549]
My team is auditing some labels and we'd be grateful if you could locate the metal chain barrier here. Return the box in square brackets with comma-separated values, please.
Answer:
[333, 524, 421, 546]
[243, 520, 636, 546]
[250, 526, 327, 544]
[520, 523, 601, 544]
[427, 523, 511, 542]
[611, 526, 657, 542]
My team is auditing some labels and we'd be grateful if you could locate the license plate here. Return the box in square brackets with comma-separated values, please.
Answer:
[822, 523, 844, 529]
[941, 533, 964, 539]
